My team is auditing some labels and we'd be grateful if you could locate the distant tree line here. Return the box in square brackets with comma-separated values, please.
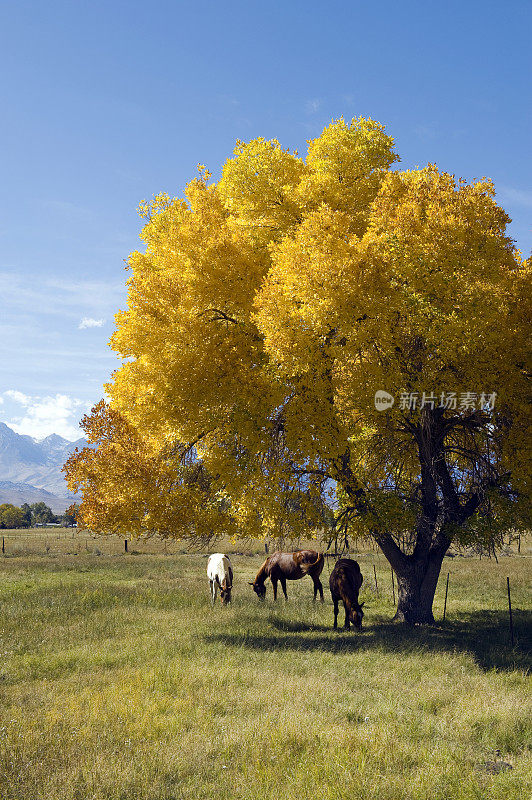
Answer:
[0, 502, 79, 529]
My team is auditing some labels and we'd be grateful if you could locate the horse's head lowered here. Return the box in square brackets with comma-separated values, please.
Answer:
[350, 602, 364, 630]
[220, 579, 232, 605]
[249, 579, 266, 599]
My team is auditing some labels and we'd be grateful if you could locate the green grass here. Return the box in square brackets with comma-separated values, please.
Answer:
[0, 542, 530, 799]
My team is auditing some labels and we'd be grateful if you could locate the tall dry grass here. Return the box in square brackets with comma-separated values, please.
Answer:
[0, 537, 530, 799]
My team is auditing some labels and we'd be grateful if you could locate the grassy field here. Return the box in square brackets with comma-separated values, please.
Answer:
[0, 533, 530, 799]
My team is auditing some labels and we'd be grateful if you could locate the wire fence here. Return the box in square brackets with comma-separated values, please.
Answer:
[1, 528, 529, 646]
[1, 527, 528, 560]
[0, 529, 196, 557]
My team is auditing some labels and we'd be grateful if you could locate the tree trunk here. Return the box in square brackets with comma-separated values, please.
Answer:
[337, 409, 457, 625]
[392, 548, 446, 624]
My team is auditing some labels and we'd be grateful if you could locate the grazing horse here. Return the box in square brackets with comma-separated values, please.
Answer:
[207, 553, 233, 606]
[329, 558, 364, 630]
[249, 550, 324, 601]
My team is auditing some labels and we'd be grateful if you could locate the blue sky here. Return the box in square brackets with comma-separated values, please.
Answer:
[0, 0, 530, 440]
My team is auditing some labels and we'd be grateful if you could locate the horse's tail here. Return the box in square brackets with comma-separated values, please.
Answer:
[226, 565, 234, 590]
[301, 551, 324, 574]
[311, 552, 325, 576]
[310, 552, 324, 568]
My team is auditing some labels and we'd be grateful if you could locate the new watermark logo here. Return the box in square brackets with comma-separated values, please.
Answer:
[374, 390, 497, 412]
[374, 390, 395, 410]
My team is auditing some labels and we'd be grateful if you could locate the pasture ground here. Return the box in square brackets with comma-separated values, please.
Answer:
[0, 531, 530, 800]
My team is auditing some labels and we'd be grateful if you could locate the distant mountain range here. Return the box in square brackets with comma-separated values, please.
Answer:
[0, 423, 89, 513]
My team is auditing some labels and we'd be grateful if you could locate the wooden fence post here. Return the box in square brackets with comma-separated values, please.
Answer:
[373, 564, 378, 595]
[443, 572, 450, 622]
[124, 539, 128, 553]
[2, 536, 4, 554]
[507, 577, 514, 647]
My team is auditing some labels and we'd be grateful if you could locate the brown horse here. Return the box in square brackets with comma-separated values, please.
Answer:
[249, 550, 324, 601]
[329, 558, 364, 630]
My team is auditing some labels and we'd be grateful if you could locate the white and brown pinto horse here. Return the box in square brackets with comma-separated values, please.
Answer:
[207, 553, 233, 606]
[249, 550, 324, 601]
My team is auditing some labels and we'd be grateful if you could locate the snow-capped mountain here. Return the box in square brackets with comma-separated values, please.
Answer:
[0, 423, 89, 511]
[0, 481, 70, 514]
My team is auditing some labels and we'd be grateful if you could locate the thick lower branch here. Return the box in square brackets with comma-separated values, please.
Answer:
[372, 530, 408, 574]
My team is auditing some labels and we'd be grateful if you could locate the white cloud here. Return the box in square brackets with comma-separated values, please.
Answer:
[79, 317, 105, 329]
[0, 272, 125, 320]
[5, 389, 30, 404]
[2, 391, 91, 441]
[306, 98, 321, 114]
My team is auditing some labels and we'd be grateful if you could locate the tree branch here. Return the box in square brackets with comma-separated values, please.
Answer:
[199, 308, 239, 324]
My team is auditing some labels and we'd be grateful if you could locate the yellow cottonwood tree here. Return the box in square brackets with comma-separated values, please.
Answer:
[64, 401, 237, 543]
[66, 118, 531, 623]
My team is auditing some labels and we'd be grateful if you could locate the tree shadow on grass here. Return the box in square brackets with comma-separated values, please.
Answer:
[268, 618, 331, 634]
[203, 609, 531, 672]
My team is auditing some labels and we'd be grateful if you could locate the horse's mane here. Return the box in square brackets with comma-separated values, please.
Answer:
[254, 558, 270, 583]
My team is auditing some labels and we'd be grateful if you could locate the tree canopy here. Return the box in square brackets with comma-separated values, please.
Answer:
[0, 504, 30, 529]
[66, 117, 531, 622]
[29, 502, 56, 526]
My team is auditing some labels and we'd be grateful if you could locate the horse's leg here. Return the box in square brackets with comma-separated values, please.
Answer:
[271, 578, 278, 601]
[209, 580, 215, 606]
[344, 602, 350, 630]
[312, 576, 324, 601]
[280, 576, 288, 600]
[333, 598, 339, 629]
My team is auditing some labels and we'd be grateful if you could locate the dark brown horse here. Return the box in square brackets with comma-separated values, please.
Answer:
[329, 558, 364, 630]
[249, 550, 324, 601]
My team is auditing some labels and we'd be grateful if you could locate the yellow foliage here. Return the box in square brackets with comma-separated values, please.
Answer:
[63, 401, 237, 543]
[66, 118, 530, 547]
